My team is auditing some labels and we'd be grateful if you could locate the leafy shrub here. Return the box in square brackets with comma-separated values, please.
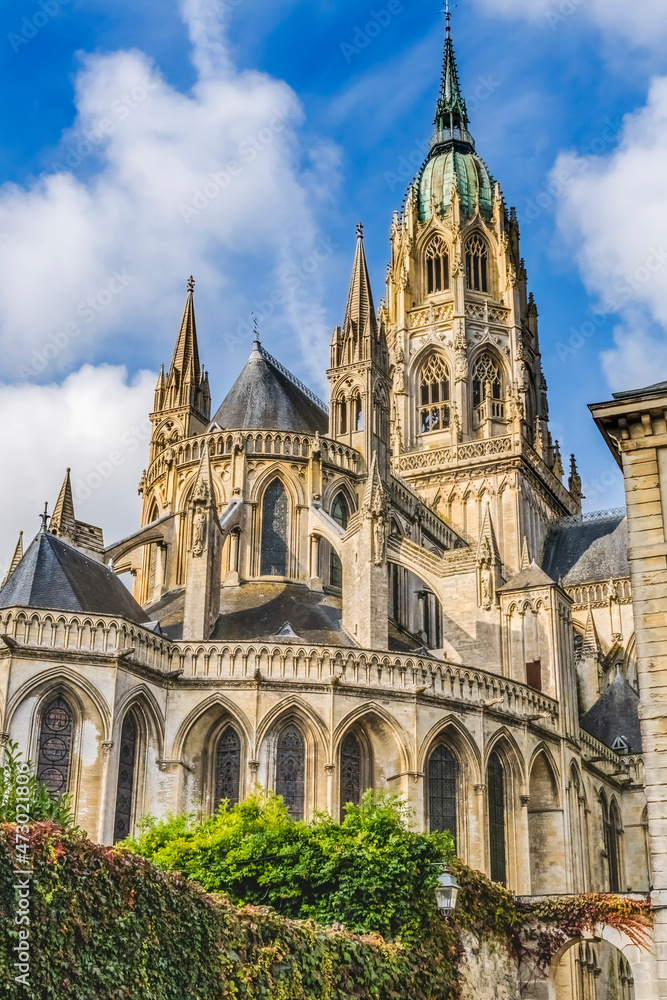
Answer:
[0, 740, 75, 828]
[124, 790, 455, 940]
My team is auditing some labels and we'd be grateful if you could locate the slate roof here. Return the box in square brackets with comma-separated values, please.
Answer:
[498, 561, 556, 592]
[542, 513, 629, 586]
[580, 674, 642, 754]
[0, 530, 147, 622]
[146, 581, 352, 645]
[211, 341, 329, 435]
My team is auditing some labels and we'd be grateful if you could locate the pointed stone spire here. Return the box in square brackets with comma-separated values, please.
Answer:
[154, 363, 166, 411]
[582, 606, 601, 659]
[159, 277, 209, 420]
[183, 439, 223, 640]
[477, 506, 501, 565]
[342, 223, 378, 353]
[50, 469, 77, 540]
[552, 440, 564, 481]
[2, 532, 24, 587]
[361, 451, 388, 519]
[568, 453, 584, 511]
[434, 5, 471, 146]
[520, 536, 530, 570]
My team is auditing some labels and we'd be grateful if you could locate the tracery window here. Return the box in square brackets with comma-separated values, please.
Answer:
[419, 355, 451, 434]
[426, 234, 449, 294]
[472, 352, 504, 425]
[618, 953, 635, 1000]
[37, 695, 74, 796]
[215, 725, 241, 809]
[331, 493, 350, 530]
[276, 724, 305, 819]
[428, 744, 457, 847]
[607, 798, 623, 892]
[340, 731, 362, 815]
[488, 751, 507, 884]
[261, 479, 288, 576]
[113, 712, 138, 843]
[465, 234, 488, 292]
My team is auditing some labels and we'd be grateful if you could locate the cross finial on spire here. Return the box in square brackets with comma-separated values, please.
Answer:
[187, 275, 195, 293]
[40, 503, 49, 531]
[356, 222, 364, 239]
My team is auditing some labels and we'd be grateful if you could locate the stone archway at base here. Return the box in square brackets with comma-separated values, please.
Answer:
[521, 924, 657, 1000]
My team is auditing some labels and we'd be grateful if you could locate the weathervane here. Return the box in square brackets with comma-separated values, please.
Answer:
[187, 275, 195, 293]
[356, 222, 364, 239]
[251, 312, 260, 342]
[40, 502, 49, 531]
[442, 0, 457, 32]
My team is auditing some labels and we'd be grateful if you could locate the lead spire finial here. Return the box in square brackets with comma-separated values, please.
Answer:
[356, 222, 364, 240]
[187, 275, 195, 293]
[40, 503, 49, 532]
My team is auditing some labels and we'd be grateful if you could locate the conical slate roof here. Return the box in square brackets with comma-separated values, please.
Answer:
[580, 673, 642, 754]
[211, 341, 328, 435]
[0, 529, 146, 622]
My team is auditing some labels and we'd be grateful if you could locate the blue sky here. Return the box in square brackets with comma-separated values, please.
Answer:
[1, 0, 667, 562]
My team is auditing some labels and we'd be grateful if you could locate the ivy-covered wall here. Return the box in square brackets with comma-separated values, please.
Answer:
[0, 824, 653, 1000]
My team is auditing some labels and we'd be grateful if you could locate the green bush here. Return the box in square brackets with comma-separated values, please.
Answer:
[0, 740, 75, 828]
[124, 790, 455, 940]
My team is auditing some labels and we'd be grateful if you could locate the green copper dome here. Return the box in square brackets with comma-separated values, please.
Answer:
[417, 146, 493, 222]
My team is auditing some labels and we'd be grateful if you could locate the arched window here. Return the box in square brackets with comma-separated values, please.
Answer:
[419, 355, 451, 434]
[338, 398, 348, 435]
[487, 750, 507, 884]
[472, 352, 504, 425]
[428, 744, 458, 847]
[37, 695, 74, 796]
[426, 234, 449, 294]
[261, 479, 288, 577]
[353, 396, 363, 431]
[214, 725, 241, 809]
[340, 731, 362, 815]
[618, 952, 635, 1000]
[276, 724, 305, 819]
[113, 712, 139, 843]
[465, 234, 488, 292]
[331, 493, 350, 530]
[608, 799, 623, 892]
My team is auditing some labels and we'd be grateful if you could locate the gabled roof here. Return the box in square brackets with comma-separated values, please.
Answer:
[542, 512, 628, 586]
[497, 561, 556, 592]
[0, 529, 146, 622]
[580, 673, 642, 754]
[211, 340, 329, 435]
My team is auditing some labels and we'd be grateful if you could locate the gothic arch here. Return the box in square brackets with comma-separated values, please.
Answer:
[528, 749, 565, 894]
[112, 685, 165, 756]
[464, 229, 492, 293]
[333, 702, 411, 776]
[7, 666, 112, 742]
[418, 716, 482, 780]
[322, 478, 358, 517]
[527, 742, 561, 797]
[484, 727, 526, 786]
[171, 693, 253, 761]
[248, 464, 306, 509]
[256, 696, 329, 753]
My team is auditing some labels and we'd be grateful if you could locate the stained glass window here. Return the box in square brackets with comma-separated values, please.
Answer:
[113, 712, 138, 843]
[419, 355, 451, 434]
[488, 751, 507, 884]
[261, 479, 288, 576]
[331, 493, 349, 530]
[465, 234, 488, 292]
[37, 695, 73, 796]
[426, 234, 450, 294]
[215, 726, 241, 809]
[340, 732, 362, 815]
[276, 724, 305, 819]
[428, 745, 457, 847]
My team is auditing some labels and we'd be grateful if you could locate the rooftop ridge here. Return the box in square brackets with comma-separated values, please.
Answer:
[258, 344, 329, 414]
[556, 507, 626, 526]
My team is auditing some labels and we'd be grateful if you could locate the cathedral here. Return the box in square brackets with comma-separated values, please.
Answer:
[0, 17, 659, 997]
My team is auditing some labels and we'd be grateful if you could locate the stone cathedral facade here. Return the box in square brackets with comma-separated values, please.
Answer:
[0, 21, 658, 996]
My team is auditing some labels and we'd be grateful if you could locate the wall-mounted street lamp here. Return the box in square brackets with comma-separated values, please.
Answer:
[431, 863, 460, 916]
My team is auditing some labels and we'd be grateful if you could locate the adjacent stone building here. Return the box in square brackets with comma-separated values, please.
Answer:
[0, 16, 660, 998]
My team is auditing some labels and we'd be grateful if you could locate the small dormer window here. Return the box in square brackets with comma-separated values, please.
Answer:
[465, 234, 488, 293]
[426, 234, 450, 294]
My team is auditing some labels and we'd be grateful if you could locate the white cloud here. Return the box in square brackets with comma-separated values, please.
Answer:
[0, 365, 154, 578]
[472, 0, 667, 49]
[551, 75, 667, 389]
[0, 0, 337, 384]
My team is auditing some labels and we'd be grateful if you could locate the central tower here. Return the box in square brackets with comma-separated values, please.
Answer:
[386, 12, 581, 574]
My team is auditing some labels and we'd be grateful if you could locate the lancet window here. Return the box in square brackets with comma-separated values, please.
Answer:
[214, 725, 241, 809]
[487, 751, 507, 884]
[113, 712, 138, 843]
[472, 352, 504, 424]
[425, 234, 450, 294]
[340, 731, 362, 815]
[428, 744, 458, 847]
[465, 234, 488, 292]
[261, 479, 288, 577]
[276, 725, 305, 819]
[419, 355, 451, 434]
[37, 695, 74, 797]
